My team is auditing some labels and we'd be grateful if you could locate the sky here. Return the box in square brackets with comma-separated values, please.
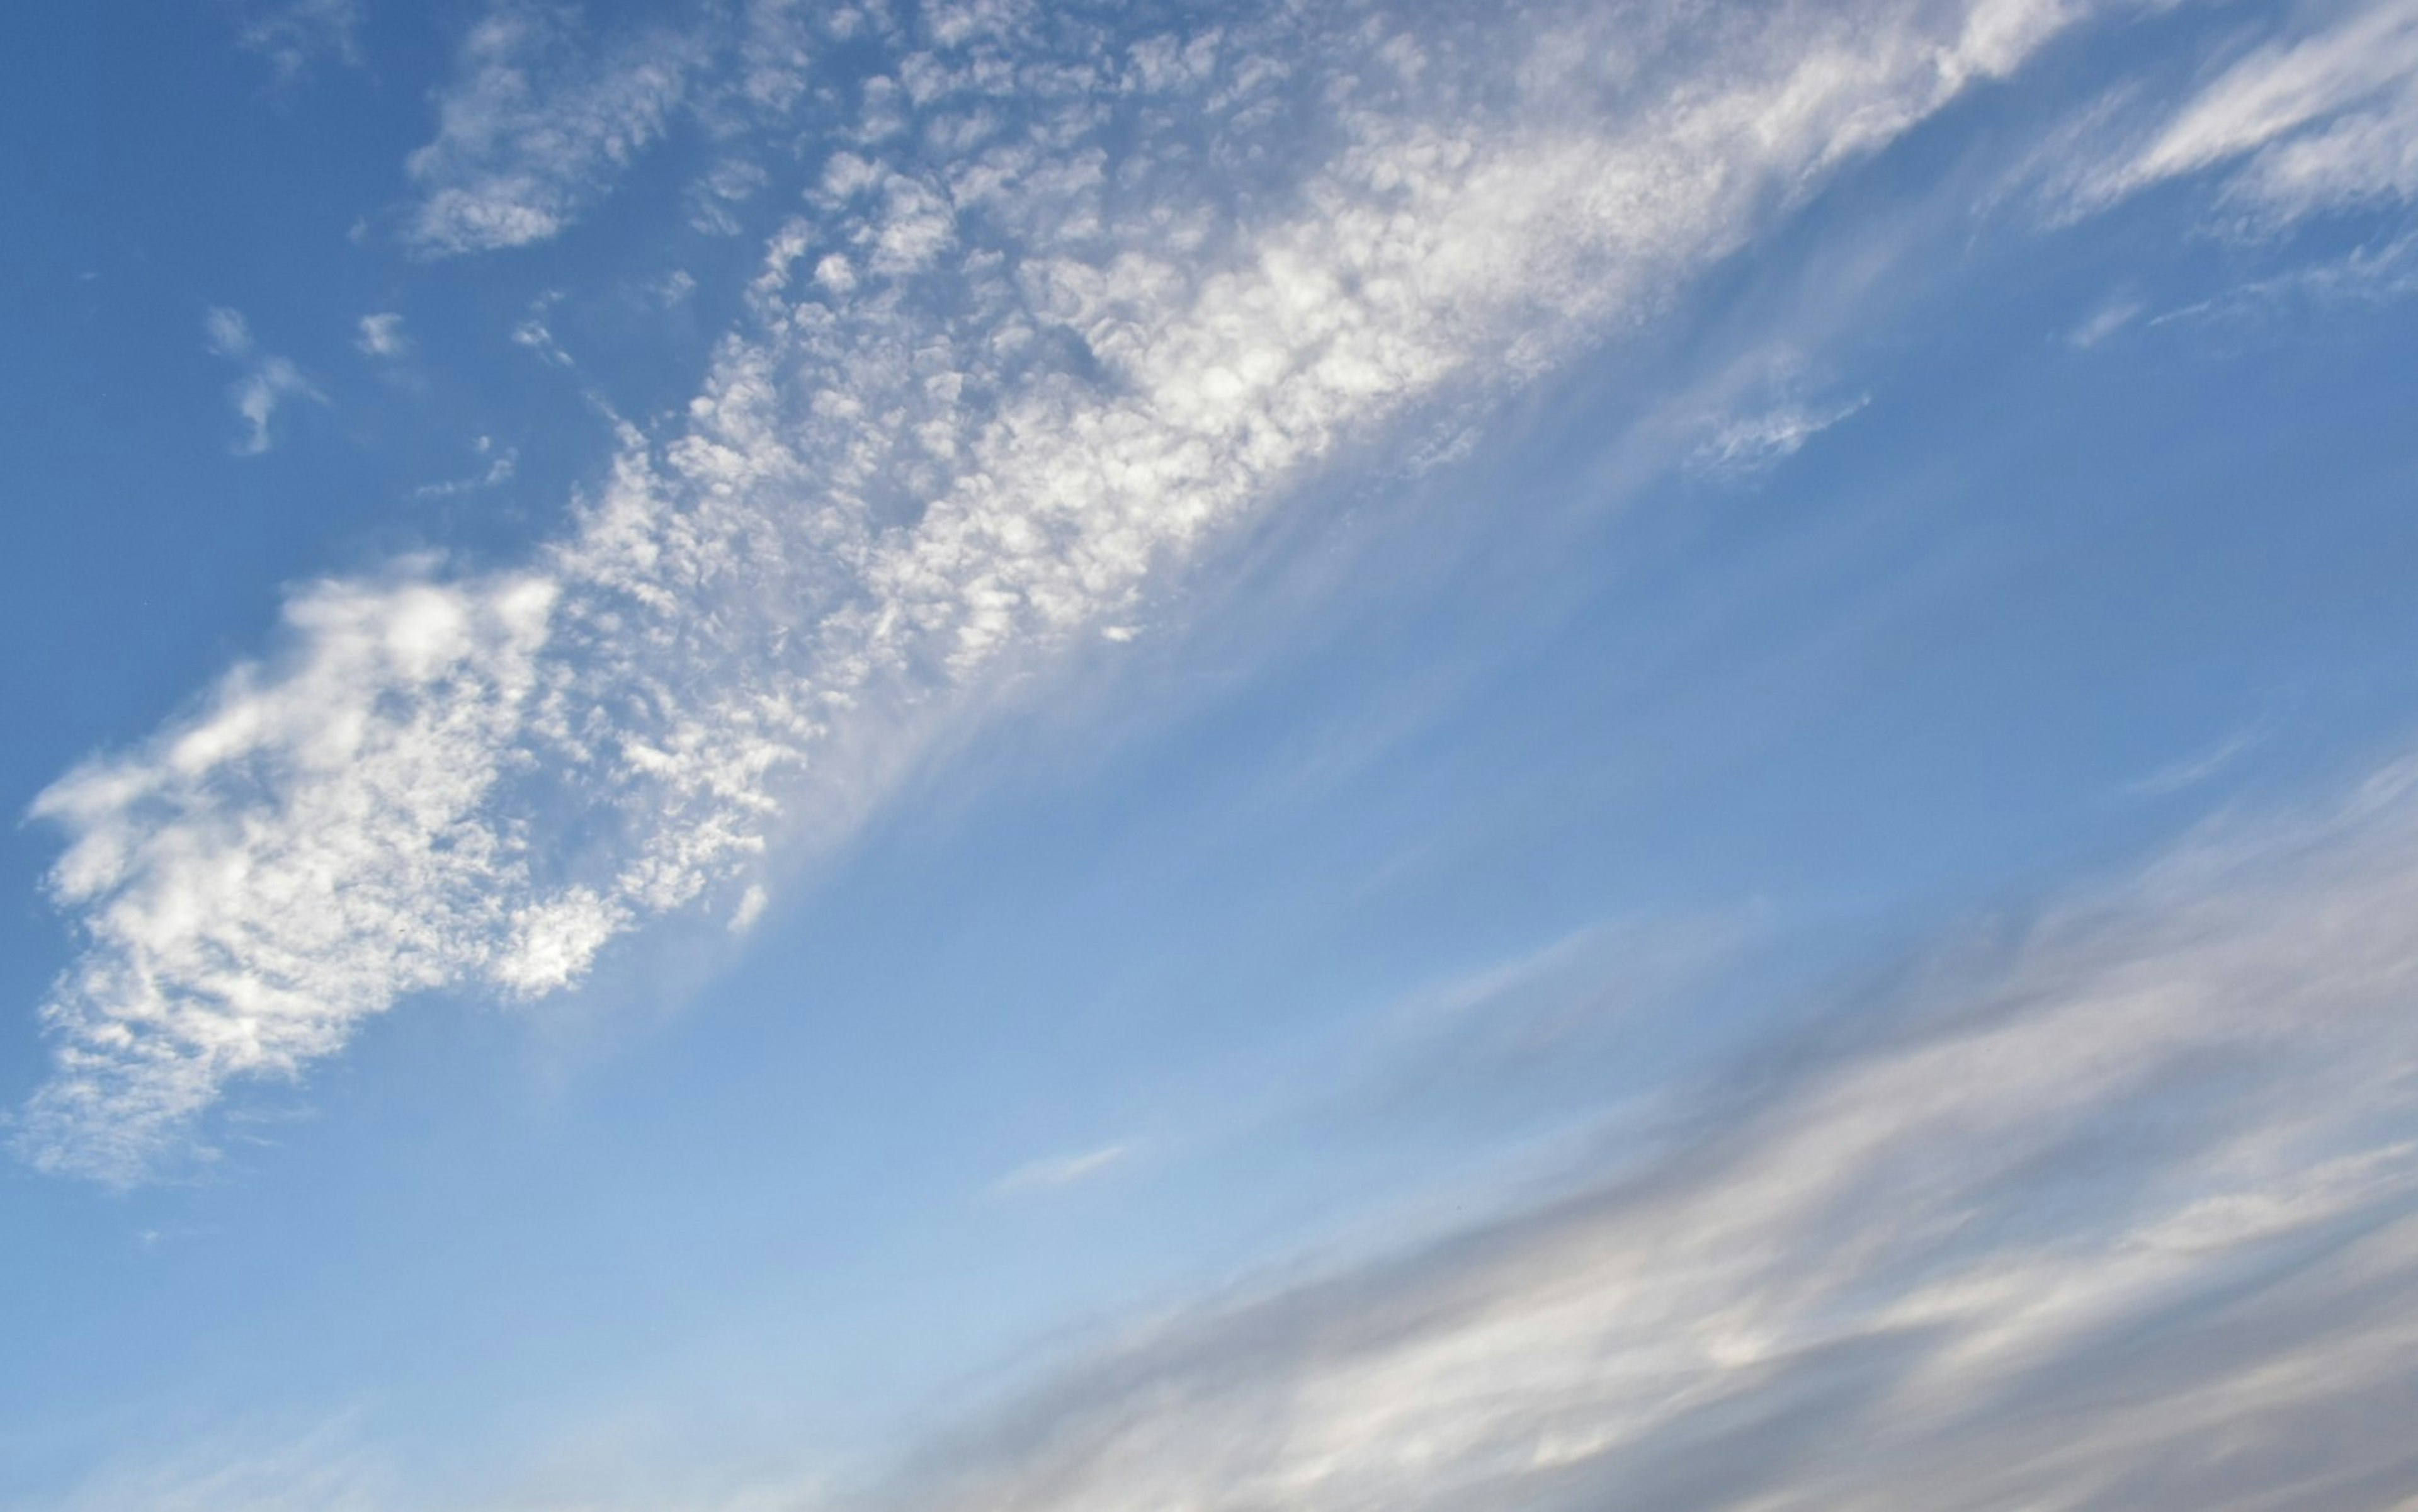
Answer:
[3, 0, 2418, 1506]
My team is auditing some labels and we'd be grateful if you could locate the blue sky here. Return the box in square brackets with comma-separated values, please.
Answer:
[5, 0, 2418, 1505]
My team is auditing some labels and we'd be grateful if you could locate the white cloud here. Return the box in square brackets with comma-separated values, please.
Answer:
[21, 571, 559, 1180]
[28, 0, 2096, 1180]
[43, 757, 2418, 1504]
[403, 4, 708, 256]
[865, 754, 2418, 1511]
[205, 307, 324, 457]
[235, 0, 365, 81]
[355, 312, 409, 358]
[2080, 0, 2418, 222]
[399, 0, 826, 257]
[411, 437, 519, 500]
[1688, 393, 1870, 480]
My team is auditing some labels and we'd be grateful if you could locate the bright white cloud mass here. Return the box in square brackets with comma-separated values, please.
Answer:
[26, 0, 2089, 1183]
[9, 0, 2418, 1506]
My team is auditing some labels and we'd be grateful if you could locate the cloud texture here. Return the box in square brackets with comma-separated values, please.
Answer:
[2082, 0, 2418, 222]
[868, 758, 2418, 1512]
[27, 0, 2096, 1178]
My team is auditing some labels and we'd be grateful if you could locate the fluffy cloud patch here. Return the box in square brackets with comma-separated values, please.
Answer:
[28, 0, 2092, 1179]
[22, 572, 559, 1179]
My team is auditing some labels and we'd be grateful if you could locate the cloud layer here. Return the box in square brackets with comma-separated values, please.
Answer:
[868, 756, 2418, 1512]
[26, 0, 2090, 1178]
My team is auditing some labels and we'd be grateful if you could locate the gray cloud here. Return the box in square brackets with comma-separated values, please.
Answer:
[35, 756, 2418, 1507]
[861, 756, 2418, 1512]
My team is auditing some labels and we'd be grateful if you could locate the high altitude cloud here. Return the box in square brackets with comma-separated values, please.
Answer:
[45, 749, 2418, 1510]
[866, 756, 2418, 1512]
[2083, 0, 2418, 221]
[24, 0, 2088, 1180]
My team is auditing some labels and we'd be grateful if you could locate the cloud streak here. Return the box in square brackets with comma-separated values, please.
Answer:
[992, 1142, 1133, 1197]
[26, 0, 2090, 1179]
[863, 754, 2418, 1512]
[1688, 392, 1869, 480]
[2079, 0, 2418, 223]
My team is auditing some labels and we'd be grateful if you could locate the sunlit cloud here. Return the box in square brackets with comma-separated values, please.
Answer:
[25, 0, 2096, 1182]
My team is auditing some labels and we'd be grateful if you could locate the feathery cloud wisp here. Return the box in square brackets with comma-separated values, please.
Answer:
[402, 4, 708, 256]
[872, 756, 2418, 1512]
[2081, 0, 2418, 222]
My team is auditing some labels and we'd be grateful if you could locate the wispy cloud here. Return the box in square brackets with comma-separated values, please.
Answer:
[409, 437, 518, 500]
[1688, 393, 1870, 480]
[402, 4, 709, 256]
[992, 1142, 1133, 1197]
[2145, 227, 2418, 327]
[2063, 293, 2143, 348]
[355, 312, 409, 358]
[399, 0, 827, 257]
[2125, 724, 2263, 797]
[205, 307, 324, 457]
[2076, 0, 2418, 224]
[26, 0, 2095, 1181]
[234, 0, 365, 82]
[863, 754, 2418, 1511]
[40, 757, 2418, 1504]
